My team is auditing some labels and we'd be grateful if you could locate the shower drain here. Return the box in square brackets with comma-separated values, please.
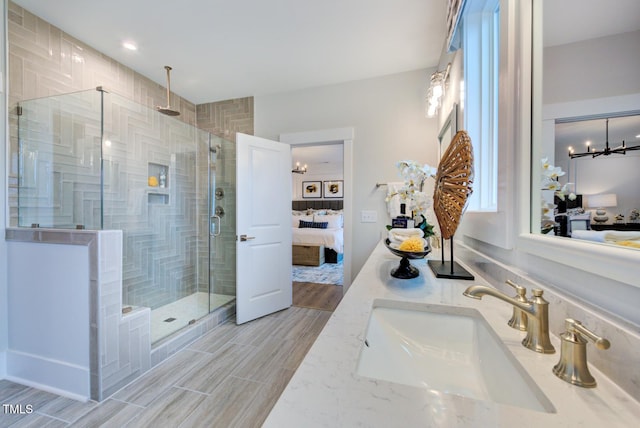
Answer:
[164, 317, 177, 323]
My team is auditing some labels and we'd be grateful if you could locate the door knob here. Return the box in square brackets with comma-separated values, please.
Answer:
[240, 234, 255, 242]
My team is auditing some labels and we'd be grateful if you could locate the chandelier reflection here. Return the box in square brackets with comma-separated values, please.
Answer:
[569, 118, 640, 159]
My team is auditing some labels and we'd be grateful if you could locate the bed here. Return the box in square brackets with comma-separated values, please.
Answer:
[292, 200, 344, 265]
[571, 230, 640, 249]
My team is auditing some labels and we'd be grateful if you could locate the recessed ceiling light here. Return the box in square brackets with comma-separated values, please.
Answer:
[123, 41, 137, 51]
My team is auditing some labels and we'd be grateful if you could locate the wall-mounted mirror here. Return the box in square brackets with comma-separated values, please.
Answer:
[438, 103, 458, 159]
[532, 0, 640, 252]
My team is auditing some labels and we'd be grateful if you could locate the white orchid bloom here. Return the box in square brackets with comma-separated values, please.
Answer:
[544, 181, 562, 192]
[390, 160, 437, 223]
[548, 166, 565, 179]
[422, 164, 438, 177]
[541, 157, 551, 171]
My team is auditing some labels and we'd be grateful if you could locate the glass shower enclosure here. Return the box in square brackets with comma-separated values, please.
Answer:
[15, 88, 236, 344]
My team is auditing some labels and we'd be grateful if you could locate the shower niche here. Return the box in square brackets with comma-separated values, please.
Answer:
[147, 162, 170, 205]
[148, 162, 169, 189]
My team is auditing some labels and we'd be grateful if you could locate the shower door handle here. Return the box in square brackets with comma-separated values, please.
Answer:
[240, 234, 255, 242]
[211, 215, 221, 237]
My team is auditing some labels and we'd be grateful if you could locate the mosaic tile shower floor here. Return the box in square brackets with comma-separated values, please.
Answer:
[292, 261, 343, 286]
[151, 292, 235, 344]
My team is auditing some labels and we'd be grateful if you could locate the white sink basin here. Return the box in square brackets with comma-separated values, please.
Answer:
[356, 300, 555, 413]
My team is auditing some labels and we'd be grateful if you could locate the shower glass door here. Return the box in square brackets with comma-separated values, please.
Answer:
[101, 91, 212, 345]
[16, 89, 102, 229]
[209, 136, 237, 311]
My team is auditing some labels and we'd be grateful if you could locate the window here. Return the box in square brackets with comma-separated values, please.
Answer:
[463, 0, 500, 211]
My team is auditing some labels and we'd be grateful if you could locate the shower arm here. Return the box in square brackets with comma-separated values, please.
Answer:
[164, 66, 172, 108]
[157, 66, 180, 116]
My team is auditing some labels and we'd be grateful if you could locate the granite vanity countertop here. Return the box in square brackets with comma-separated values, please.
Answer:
[264, 241, 640, 427]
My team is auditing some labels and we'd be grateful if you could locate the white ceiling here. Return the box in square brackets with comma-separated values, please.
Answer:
[544, 0, 640, 47]
[12, 0, 448, 105]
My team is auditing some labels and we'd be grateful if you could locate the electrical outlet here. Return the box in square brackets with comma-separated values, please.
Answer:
[361, 210, 377, 223]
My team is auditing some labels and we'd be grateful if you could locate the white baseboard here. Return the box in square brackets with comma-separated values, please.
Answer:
[6, 350, 90, 401]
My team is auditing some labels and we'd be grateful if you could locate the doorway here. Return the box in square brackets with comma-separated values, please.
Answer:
[290, 143, 345, 310]
[281, 127, 354, 311]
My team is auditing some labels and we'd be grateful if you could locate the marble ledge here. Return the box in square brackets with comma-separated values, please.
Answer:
[264, 241, 640, 428]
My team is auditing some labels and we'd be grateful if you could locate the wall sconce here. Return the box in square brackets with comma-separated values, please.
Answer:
[426, 63, 451, 118]
[292, 161, 307, 174]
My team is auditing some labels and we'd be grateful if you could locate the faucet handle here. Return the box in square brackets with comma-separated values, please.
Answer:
[505, 279, 526, 296]
[553, 318, 610, 388]
[505, 280, 527, 331]
[568, 319, 610, 350]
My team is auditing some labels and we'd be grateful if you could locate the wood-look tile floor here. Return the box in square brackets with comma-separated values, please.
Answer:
[292, 281, 343, 311]
[0, 306, 331, 428]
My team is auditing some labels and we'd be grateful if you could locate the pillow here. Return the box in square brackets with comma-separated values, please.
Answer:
[292, 210, 306, 216]
[315, 213, 342, 229]
[299, 220, 329, 229]
[293, 214, 313, 228]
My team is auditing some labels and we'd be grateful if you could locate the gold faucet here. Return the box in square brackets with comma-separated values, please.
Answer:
[553, 318, 610, 388]
[505, 280, 528, 331]
[463, 285, 555, 354]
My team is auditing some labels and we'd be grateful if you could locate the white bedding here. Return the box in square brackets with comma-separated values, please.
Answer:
[292, 227, 344, 253]
[571, 230, 640, 242]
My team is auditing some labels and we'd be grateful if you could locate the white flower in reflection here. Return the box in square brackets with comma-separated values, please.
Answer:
[540, 158, 575, 233]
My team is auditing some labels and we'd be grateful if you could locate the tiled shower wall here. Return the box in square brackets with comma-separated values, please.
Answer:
[7, 1, 197, 124]
[7, 1, 256, 305]
[101, 91, 211, 309]
[197, 99, 255, 297]
[7, 0, 196, 226]
[196, 98, 254, 144]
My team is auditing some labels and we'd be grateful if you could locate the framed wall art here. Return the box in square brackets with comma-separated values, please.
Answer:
[323, 180, 343, 198]
[302, 181, 321, 198]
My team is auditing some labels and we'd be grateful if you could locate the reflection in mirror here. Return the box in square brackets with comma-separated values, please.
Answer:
[553, 114, 640, 243]
[533, 0, 640, 252]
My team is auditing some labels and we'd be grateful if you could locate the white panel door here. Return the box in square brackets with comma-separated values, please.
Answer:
[236, 133, 292, 324]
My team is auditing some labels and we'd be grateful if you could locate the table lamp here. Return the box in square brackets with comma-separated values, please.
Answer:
[587, 193, 617, 223]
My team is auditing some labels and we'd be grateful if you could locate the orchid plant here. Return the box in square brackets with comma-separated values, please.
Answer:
[386, 160, 438, 237]
[541, 157, 576, 234]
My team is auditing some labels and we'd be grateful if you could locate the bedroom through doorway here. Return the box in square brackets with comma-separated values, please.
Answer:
[291, 143, 345, 311]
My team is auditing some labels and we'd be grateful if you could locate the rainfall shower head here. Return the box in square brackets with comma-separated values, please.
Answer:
[157, 66, 180, 116]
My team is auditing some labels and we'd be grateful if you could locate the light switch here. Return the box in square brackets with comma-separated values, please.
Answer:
[361, 210, 377, 223]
